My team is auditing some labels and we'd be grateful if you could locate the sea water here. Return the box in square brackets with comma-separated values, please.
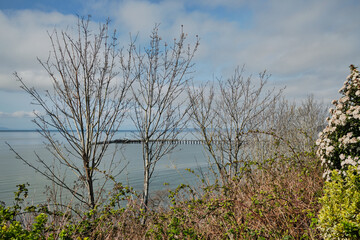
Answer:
[0, 130, 209, 206]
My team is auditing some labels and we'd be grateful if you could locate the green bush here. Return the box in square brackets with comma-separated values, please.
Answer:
[0, 184, 49, 240]
[318, 166, 360, 239]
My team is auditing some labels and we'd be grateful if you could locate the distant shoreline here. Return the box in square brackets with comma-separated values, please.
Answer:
[0, 129, 196, 133]
[0, 129, 138, 133]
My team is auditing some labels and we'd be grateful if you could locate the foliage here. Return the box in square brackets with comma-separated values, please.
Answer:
[1, 150, 324, 239]
[318, 166, 360, 239]
[316, 65, 360, 239]
[0, 184, 49, 240]
[147, 151, 323, 239]
[0, 182, 141, 239]
[316, 65, 360, 179]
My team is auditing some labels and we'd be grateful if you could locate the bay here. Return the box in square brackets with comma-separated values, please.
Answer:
[0, 130, 209, 206]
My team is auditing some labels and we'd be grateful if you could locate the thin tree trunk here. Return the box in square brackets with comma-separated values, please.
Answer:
[87, 177, 95, 209]
[84, 155, 95, 209]
[141, 141, 150, 224]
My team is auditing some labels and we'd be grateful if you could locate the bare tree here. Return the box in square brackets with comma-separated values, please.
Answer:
[188, 67, 282, 183]
[295, 95, 328, 146]
[12, 17, 132, 209]
[257, 95, 328, 157]
[122, 25, 199, 216]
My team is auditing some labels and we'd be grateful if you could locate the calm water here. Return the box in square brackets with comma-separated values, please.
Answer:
[0, 131, 209, 206]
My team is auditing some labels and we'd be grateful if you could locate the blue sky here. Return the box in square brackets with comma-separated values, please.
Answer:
[1, 0, 360, 129]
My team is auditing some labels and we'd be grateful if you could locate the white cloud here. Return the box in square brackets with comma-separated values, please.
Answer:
[1, 0, 360, 107]
[142, 0, 360, 102]
[238, 0, 360, 74]
[196, 0, 247, 8]
[0, 10, 77, 90]
[104, 0, 360, 100]
[109, 0, 188, 41]
[0, 70, 52, 91]
[0, 110, 41, 118]
[237, 0, 360, 101]
[117, 1, 176, 30]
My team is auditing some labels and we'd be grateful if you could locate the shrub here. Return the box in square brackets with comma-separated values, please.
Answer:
[147, 152, 324, 239]
[316, 65, 360, 179]
[0, 184, 49, 240]
[318, 166, 360, 239]
[0, 183, 144, 239]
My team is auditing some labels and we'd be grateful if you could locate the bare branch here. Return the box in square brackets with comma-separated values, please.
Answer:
[123, 25, 199, 218]
[12, 16, 132, 209]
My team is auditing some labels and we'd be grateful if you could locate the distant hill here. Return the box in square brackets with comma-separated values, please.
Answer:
[0, 126, 9, 130]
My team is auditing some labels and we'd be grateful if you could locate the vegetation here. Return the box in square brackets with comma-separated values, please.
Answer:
[318, 167, 360, 239]
[1, 149, 324, 239]
[4, 15, 360, 239]
[316, 65, 360, 179]
[315, 66, 360, 239]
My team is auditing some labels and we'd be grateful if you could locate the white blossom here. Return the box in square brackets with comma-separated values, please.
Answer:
[343, 156, 357, 166]
[316, 66, 360, 180]
[325, 146, 334, 156]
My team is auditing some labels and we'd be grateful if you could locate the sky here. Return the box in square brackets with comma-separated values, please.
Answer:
[0, 0, 360, 129]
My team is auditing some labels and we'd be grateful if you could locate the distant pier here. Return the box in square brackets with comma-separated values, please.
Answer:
[97, 139, 204, 145]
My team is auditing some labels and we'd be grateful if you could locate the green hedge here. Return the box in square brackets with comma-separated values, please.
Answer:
[318, 167, 360, 239]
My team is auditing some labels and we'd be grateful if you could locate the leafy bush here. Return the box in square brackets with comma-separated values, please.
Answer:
[0, 183, 141, 239]
[147, 152, 323, 239]
[318, 166, 360, 239]
[0, 184, 49, 240]
[316, 65, 360, 239]
[1, 151, 324, 239]
[316, 65, 360, 179]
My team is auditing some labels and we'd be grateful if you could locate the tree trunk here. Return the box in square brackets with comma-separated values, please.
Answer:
[141, 141, 150, 224]
[84, 154, 95, 209]
[87, 176, 95, 209]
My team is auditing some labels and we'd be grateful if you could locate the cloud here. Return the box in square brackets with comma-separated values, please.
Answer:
[235, 0, 360, 101]
[237, 0, 360, 74]
[0, 10, 76, 90]
[131, 0, 360, 102]
[106, 0, 360, 82]
[0, 110, 41, 118]
[115, 1, 183, 32]
[1, 0, 360, 105]
[0, 70, 52, 91]
[194, 0, 247, 8]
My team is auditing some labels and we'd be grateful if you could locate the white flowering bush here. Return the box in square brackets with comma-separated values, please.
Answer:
[316, 65, 360, 179]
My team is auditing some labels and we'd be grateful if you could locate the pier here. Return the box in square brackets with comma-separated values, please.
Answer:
[97, 139, 204, 145]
